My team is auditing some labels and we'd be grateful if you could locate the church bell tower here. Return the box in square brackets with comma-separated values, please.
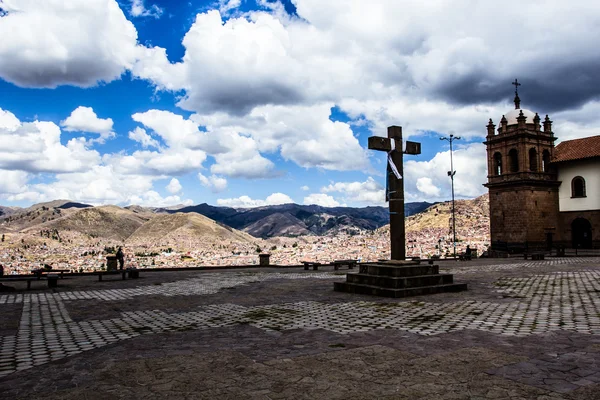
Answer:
[483, 80, 560, 252]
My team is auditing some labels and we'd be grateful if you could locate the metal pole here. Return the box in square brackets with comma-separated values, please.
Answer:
[450, 139, 456, 259]
[440, 134, 460, 259]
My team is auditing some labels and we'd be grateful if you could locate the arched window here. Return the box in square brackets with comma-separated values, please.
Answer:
[529, 148, 538, 171]
[508, 149, 519, 173]
[572, 176, 586, 198]
[542, 150, 551, 172]
[493, 152, 502, 175]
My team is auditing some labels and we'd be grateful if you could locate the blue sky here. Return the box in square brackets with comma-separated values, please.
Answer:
[1, 0, 599, 208]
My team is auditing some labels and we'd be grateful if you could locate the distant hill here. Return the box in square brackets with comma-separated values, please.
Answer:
[0, 200, 258, 247]
[376, 194, 490, 256]
[0, 200, 90, 232]
[26, 205, 151, 241]
[0, 199, 435, 240]
[173, 202, 433, 238]
[127, 212, 255, 247]
[243, 212, 312, 237]
[0, 206, 20, 217]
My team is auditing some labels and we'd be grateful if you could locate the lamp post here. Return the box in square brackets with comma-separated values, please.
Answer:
[440, 134, 461, 258]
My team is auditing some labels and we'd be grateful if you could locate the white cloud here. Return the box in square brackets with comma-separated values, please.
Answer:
[61, 106, 115, 142]
[104, 147, 207, 176]
[217, 192, 293, 208]
[416, 177, 441, 197]
[0, 170, 29, 194]
[303, 193, 340, 207]
[404, 143, 488, 202]
[128, 127, 160, 149]
[322, 177, 385, 205]
[197, 173, 227, 193]
[132, 2, 600, 147]
[192, 103, 369, 171]
[219, 0, 241, 14]
[166, 178, 182, 194]
[131, 109, 275, 178]
[0, 107, 201, 206]
[5, 165, 192, 207]
[0, 108, 101, 174]
[300, 185, 309, 191]
[0, 0, 139, 88]
[129, 0, 163, 18]
[134, 10, 304, 116]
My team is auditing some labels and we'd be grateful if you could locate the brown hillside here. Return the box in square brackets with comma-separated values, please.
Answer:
[0, 202, 82, 233]
[127, 212, 256, 248]
[25, 206, 150, 242]
[377, 194, 490, 256]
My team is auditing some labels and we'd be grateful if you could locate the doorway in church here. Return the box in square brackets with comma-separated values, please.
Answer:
[572, 218, 593, 249]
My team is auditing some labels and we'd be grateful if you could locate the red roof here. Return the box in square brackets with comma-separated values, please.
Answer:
[553, 135, 600, 163]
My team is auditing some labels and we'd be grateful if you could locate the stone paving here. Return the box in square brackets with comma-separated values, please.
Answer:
[1, 258, 600, 399]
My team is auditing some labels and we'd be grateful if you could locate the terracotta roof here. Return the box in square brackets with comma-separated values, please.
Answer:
[553, 135, 600, 163]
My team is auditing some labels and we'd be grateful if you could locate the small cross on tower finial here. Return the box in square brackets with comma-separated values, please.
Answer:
[512, 78, 521, 109]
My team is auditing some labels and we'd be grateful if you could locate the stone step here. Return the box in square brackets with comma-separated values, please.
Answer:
[346, 273, 454, 289]
[359, 263, 439, 277]
[333, 282, 468, 298]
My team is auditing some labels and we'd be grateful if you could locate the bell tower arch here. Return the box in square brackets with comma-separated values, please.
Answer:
[483, 81, 561, 253]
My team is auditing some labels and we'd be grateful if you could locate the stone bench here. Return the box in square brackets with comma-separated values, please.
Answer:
[524, 253, 545, 260]
[333, 259, 358, 270]
[0, 275, 59, 290]
[97, 268, 140, 282]
[302, 261, 322, 270]
[31, 269, 70, 279]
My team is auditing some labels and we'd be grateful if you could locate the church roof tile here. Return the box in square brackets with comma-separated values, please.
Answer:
[553, 135, 600, 163]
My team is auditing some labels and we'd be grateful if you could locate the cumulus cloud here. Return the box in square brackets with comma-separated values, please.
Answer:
[131, 2, 600, 145]
[103, 147, 207, 176]
[416, 177, 441, 197]
[129, 0, 163, 18]
[218, 0, 241, 14]
[131, 109, 275, 178]
[166, 178, 182, 194]
[300, 185, 309, 191]
[61, 106, 115, 142]
[128, 127, 160, 149]
[0, 108, 101, 174]
[134, 10, 304, 115]
[0, 107, 199, 206]
[0, 0, 138, 88]
[197, 173, 227, 193]
[303, 193, 340, 207]
[5, 165, 192, 207]
[322, 177, 385, 205]
[404, 143, 488, 202]
[217, 193, 293, 208]
[192, 103, 369, 171]
[0, 170, 29, 194]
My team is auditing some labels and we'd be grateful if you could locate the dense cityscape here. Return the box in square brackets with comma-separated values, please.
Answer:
[0, 197, 490, 275]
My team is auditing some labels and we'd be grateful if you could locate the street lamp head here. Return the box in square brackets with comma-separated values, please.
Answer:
[456, 136, 461, 140]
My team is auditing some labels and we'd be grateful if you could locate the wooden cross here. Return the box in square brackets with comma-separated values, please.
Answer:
[368, 126, 421, 260]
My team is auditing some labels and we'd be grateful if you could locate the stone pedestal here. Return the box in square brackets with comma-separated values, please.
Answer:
[106, 256, 118, 272]
[259, 254, 271, 266]
[334, 260, 467, 298]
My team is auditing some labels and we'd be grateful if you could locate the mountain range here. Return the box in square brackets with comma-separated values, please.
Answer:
[0, 200, 434, 240]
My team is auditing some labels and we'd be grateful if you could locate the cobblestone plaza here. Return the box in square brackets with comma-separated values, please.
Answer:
[1, 258, 600, 399]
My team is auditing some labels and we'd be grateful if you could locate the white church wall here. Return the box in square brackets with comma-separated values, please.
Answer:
[558, 159, 600, 212]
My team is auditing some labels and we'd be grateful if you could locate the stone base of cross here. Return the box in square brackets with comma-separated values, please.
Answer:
[368, 126, 421, 260]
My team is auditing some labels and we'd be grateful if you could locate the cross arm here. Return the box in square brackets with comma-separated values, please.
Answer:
[368, 136, 392, 152]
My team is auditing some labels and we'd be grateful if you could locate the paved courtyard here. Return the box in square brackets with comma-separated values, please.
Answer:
[1, 258, 600, 399]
